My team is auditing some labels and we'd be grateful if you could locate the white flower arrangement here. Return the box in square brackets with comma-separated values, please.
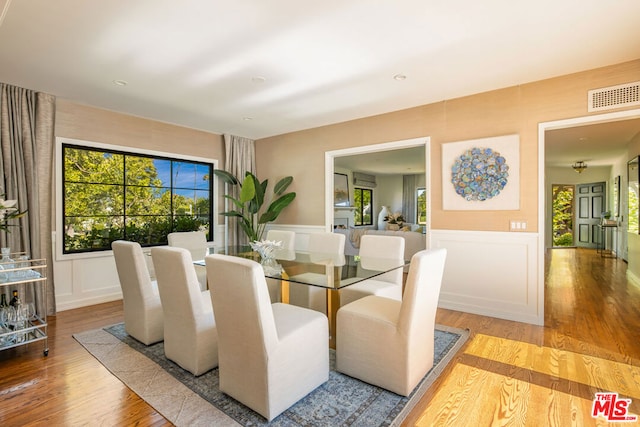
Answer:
[249, 239, 283, 259]
[0, 196, 26, 233]
[249, 239, 284, 275]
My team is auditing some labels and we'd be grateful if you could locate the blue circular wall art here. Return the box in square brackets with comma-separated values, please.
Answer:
[451, 147, 509, 201]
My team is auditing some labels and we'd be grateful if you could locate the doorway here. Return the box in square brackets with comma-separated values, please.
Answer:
[324, 137, 430, 236]
[539, 108, 640, 322]
[551, 182, 609, 248]
[551, 184, 575, 247]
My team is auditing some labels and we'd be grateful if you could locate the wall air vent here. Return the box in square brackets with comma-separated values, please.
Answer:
[588, 81, 640, 112]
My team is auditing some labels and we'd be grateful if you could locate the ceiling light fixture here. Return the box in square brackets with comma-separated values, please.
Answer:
[393, 74, 407, 81]
[251, 76, 266, 84]
[572, 160, 587, 173]
[112, 79, 128, 86]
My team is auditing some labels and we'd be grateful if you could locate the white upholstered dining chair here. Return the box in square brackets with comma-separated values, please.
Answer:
[206, 253, 329, 421]
[265, 229, 295, 249]
[112, 240, 164, 345]
[167, 231, 208, 290]
[151, 246, 218, 376]
[336, 248, 447, 396]
[289, 231, 345, 314]
[264, 229, 296, 303]
[339, 234, 405, 306]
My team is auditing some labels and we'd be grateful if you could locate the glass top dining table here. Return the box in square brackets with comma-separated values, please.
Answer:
[195, 245, 406, 287]
[194, 245, 408, 347]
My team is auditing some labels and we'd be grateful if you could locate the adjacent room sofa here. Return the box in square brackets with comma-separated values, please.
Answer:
[335, 226, 426, 261]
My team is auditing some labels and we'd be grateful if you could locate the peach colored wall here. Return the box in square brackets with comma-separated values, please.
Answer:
[54, 99, 226, 226]
[256, 59, 640, 233]
[55, 99, 224, 159]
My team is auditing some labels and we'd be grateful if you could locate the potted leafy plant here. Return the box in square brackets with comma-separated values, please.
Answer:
[213, 170, 296, 242]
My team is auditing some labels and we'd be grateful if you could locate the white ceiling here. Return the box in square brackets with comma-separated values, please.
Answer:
[335, 146, 426, 175]
[545, 118, 640, 168]
[1, 0, 640, 143]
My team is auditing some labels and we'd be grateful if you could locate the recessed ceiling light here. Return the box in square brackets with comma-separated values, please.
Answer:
[112, 79, 128, 86]
[393, 74, 407, 81]
[251, 76, 266, 84]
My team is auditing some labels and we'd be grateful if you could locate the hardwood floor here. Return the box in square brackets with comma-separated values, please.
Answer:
[1, 248, 638, 426]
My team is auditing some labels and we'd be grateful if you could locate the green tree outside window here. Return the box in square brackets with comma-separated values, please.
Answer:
[63, 145, 212, 253]
[552, 185, 574, 247]
[353, 188, 372, 226]
[629, 185, 639, 233]
[416, 188, 427, 224]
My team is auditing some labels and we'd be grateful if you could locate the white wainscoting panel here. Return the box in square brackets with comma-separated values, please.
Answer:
[53, 224, 325, 311]
[54, 254, 122, 312]
[431, 229, 542, 325]
[55, 224, 541, 318]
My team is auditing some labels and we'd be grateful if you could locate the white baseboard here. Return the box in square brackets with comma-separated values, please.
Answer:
[56, 292, 123, 312]
[628, 269, 640, 289]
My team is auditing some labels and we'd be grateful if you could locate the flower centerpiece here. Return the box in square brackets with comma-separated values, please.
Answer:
[384, 212, 405, 227]
[249, 239, 283, 275]
[0, 196, 26, 233]
[250, 239, 282, 259]
[0, 195, 27, 282]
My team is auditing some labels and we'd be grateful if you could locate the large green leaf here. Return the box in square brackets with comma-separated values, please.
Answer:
[239, 175, 256, 204]
[274, 176, 293, 195]
[256, 177, 267, 207]
[222, 194, 244, 211]
[258, 210, 278, 224]
[213, 169, 239, 186]
[219, 210, 244, 218]
[259, 192, 296, 224]
[247, 173, 264, 215]
[268, 192, 296, 213]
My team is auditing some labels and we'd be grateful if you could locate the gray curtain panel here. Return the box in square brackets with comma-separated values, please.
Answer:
[0, 83, 56, 315]
[403, 174, 417, 224]
[223, 134, 256, 246]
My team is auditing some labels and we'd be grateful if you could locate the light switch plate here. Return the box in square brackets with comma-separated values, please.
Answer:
[510, 220, 527, 231]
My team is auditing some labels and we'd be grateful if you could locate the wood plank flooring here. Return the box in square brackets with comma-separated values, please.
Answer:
[405, 248, 640, 426]
[1, 248, 639, 426]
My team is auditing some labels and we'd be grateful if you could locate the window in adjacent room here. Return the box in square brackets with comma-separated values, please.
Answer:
[416, 187, 427, 224]
[353, 188, 373, 226]
[629, 156, 639, 234]
[62, 143, 214, 254]
[551, 184, 575, 247]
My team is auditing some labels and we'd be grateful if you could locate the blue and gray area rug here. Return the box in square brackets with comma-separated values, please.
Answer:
[74, 323, 468, 426]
